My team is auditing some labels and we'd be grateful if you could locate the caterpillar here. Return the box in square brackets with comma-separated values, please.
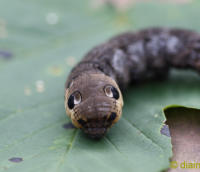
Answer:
[64, 28, 200, 139]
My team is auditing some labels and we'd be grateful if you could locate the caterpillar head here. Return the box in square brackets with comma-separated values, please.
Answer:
[65, 72, 123, 139]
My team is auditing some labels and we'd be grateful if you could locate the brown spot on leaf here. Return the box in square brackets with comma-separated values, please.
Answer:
[0, 19, 7, 38]
[9, 157, 23, 163]
[48, 66, 63, 76]
[62, 122, 75, 129]
[24, 87, 32, 96]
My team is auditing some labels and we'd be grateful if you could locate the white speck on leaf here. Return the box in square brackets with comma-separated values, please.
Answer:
[36, 80, 45, 93]
[65, 57, 76, 67]
[154, 114, 158, 118]
[46, 12, 59, 25]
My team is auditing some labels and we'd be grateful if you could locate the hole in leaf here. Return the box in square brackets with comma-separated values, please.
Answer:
[164, 107, 200, 171]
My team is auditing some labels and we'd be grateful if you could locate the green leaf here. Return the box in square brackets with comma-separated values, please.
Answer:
[0, 0, 200, 172]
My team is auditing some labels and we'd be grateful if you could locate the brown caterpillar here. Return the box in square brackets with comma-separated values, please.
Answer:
[65, 28, 200, 139]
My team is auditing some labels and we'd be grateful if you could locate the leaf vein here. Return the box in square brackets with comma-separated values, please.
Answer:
[122, 117, 164, 153]
[56, 129, 78, 171]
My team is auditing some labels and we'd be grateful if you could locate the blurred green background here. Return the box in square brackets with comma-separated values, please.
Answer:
[1, 0, 200, 172]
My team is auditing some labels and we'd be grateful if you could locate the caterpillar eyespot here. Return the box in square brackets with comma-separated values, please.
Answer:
[67, 91, 81, 109]
[65, 27, 200, 139]
[104, 85, 119, 99]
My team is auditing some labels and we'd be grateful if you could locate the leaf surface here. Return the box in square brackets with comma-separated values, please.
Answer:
[0, 0, 200, 172]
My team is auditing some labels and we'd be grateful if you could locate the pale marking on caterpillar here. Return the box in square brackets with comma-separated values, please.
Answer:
[64, 28, 200, 139]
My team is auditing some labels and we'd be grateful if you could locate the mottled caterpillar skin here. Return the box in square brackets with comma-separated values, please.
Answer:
[65, 28, 200, 139]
